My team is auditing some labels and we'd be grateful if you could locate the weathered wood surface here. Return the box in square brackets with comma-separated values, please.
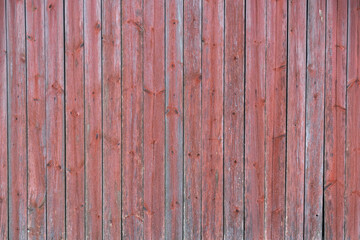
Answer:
[26, 0, 46, 238]
[345, 0, 360, 239]
[265, 0, 287, 239]
[184, 0, 202, 238]
[0, 0, 7, 238]
[102, 0, 122, 238]
[45, 0, 66, 238]
[7, 0, 27, 239]
[165, 0, 183, 239]
[324, 0, 347, 239]
[201, 0, 224, 239]
[245, 0, 266, 238]
[285, 0, 307, 239]
[143, 0, 165, 239]
[224, 0, 244, 239]
[84, 0, 102, 238]
[65, 0, 85, 238]
[121, 0, 144, 238]
[304, 1, 326, 239]
[1, 0, 359, 239]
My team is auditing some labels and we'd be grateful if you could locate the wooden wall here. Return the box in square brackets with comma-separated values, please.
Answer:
[0, 0, 359, 239]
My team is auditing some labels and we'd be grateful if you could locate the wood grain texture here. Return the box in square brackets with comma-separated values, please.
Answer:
[183, 0, 202, 238]
[65, 0, 85, 238]
[324, 0, 347, 239]
[245, 0, 266, 238]
[121, 0, 144, 238]
[143, 0, 165, 239]
[201, 0, 224, 239]
[26, 0, 46, 238]
[102, 0, 122, 238]
[7, 0, 27, 238]
[224, 0, 245, 239]
[45, 0, 66, 238]
[345, 0, 360, 239]
[264, 0, 287, 239]
[84, 0, 102, 238]
[2, 1, 360, 238]
[165, 0, 183, 239]
[45, 0, 65, 239]
[0, 0, 7, 238]
[304, 0, 326, 239]
[285, 0, 306, 239]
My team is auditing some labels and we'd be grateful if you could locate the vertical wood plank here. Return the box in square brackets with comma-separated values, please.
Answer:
[345, 0, 360, 239]
[65, 0, 85, 238]
[143, 0, 165, 239]
[224, 0, 245, 238]
[165, 0, 183, 239]
[183, 0, 202, 238]
[45, 0, 66, 238]
[264, 0, 287, 239]
[324, 0, 347, 239]
[285, 0, 306, 239]
[0, 0, 7, 238]
[244, 0, 266, 239]
[102, 0, 122, 238]
[121, 0, 144, 237]
[7, 0, 27, 238]
[84, 0, 102, 238]
[26, 0, 46, 238]
[201, 0, 224, 239]
[304, 0, 326, 239]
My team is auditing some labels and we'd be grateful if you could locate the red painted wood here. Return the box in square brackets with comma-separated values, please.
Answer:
[84, 0, 102, 238]
[7, 0, 27, 238]
[102, 0, 122, 238]
[285, 0, 306, 239]
[324, 0, 347, 239]
[121, 0, 144, 238]
[224, 0, 244, 238]
[2, 1, 360, 238]
[201, 0, 224, 239]
[143, 0, 165, 239]
[183, 0, 201, 238]
[45, 0, 66, 238]
[165, 0, 183, 239]
[345, 0, 360, 239]
[26, 0, 46, 238]
[245, 0, 266, 238]
[304, 0, 326, 239]
[265, 0, 287, 239]
[0, 0, 7, 238]
[65, 0, 85, 238]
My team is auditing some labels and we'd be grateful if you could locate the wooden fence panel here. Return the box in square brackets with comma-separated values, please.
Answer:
[1, 0, 358, 239]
